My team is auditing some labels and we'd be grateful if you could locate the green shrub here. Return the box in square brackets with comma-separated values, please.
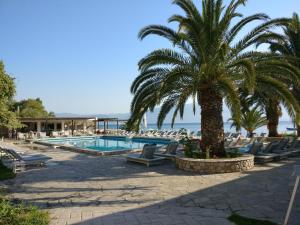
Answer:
[0, 199, 49, 225]
[0, 161, 15, 181]
[226, 149, 242, 158]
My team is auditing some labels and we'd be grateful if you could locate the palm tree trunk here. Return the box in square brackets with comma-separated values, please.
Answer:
[200, 88, 225, 157]
[248, 131, 254, 138]
[268, 121, 279, 137]
[266, 98, 280, 137]
[297, 124, 300, 137]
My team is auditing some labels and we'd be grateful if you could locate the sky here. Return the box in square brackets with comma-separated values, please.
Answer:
[0, 0, 299, 115]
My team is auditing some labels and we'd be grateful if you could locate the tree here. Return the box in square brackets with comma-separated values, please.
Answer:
[240, 56, 300, 137]
[258, 13, 300, 136]
[129, 0, 294, 156]
[0, 61, 22, 129]
[14, 98, 54, 118]
[230, 107, 267, 137]
[0, 102, 22, 129]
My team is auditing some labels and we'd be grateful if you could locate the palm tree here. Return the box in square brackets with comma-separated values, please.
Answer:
[229, 107, 267, 137]
[257, 13, 300, 136]
[263, 98, 282, 137]
[240, 57, 300, 137]
[129, 0, 296, 156]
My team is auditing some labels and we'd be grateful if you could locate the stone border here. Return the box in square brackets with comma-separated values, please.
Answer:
[175, 154, 254, 174]
[34, 140, 142, 156]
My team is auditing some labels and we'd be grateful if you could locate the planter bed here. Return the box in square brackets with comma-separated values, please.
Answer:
[176, 154, 254, 174]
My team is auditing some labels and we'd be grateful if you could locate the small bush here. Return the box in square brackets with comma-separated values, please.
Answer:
[226, 149, 242, 158]
[0, 161, 15, 181]
[0, 199, 49, 225]
[228, 213, 277, 225]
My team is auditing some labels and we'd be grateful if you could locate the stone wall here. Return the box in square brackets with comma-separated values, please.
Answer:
[175, 154, 254, 174]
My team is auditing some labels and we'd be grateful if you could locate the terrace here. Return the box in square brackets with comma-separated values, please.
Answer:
[0, 142, 299, 225]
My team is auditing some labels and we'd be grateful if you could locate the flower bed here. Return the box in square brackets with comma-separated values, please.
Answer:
[175, 154, 254, 174]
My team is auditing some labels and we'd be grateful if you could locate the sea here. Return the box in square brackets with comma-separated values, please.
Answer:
[100, 121, 296, 135]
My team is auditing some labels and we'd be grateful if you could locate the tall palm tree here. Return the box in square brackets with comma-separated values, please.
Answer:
[129, 0, 296, 156]
[257, 13, 300, 136]
[241, 57, 300, 137]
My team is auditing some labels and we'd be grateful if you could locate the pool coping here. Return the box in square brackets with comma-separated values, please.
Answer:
[33, 135, 172, 156]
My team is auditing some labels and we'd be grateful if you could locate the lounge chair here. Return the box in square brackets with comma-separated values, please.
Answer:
[126, 144, 165, 167]
[288, 138, 300, 149]
[51, 131, 59, 137]
[37, 132, 47, 139]
[247, 142, 279, 164]
[63, 130, 71, 137]
[188, 131, 195, 138]
[258, 139, 293, 159]
[17, 132, 26, 140]
[284, 139, 300, 156]
[260, 132, 267, 137]
[0, 148, 52, 172]
[231, 133, 241, 139]
[254, 138, 300, 163]
[155, 142, 179, 160]
[269, 139, 293, 158]
[224, 132, 232, 139]
[0, 142, 25, 154]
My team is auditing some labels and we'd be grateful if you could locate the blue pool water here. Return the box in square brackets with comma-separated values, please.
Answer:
[42, 136, 170, 152]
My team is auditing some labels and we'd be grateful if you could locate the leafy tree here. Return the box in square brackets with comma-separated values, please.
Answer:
[14, 98, 54, 118]
[0, 102, 22, 129]
[230, 107, 268, 137]
[0, 61, 22, 129]
[128, 0, 295, 156]
[48, 111, 55, 117]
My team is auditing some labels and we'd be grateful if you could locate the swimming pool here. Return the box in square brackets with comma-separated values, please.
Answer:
[37, 136, 171, 153]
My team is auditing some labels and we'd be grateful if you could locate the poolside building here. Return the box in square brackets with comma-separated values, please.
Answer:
[0, 117, 127, 138]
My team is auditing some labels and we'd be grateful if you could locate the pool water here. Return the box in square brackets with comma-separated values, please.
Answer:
[42, 136, 171, 152]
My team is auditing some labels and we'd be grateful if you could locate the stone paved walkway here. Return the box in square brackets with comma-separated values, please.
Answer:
[1, 142, 300, 225]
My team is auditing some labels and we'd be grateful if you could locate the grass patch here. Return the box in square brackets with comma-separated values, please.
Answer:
[228, 214, 277, 225]
[0, 199, 49, 225]
[0, 161, 15, 181]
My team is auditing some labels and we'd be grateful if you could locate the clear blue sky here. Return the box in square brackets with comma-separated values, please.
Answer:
[0, 0, 299, 115]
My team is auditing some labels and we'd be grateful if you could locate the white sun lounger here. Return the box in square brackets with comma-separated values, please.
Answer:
[126, 144, 165, 167]
[0, 148, 52, 172]
[155, 142, 179, 160]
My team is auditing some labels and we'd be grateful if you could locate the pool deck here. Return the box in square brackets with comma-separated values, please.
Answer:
[1, 142, 300, 225]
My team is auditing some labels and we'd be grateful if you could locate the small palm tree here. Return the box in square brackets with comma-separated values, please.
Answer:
[230, 107, 267, 137]
[129, 0, 294, 156]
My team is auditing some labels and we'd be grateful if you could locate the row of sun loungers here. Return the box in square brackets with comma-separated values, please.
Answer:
[119, 130, 193, 140]
[247, 138, 300, 163]
[121, 130, 270, 141]
[17, 132, 47, 140]
[17, 130, 96, 140]
[51, 130, 95, 137]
